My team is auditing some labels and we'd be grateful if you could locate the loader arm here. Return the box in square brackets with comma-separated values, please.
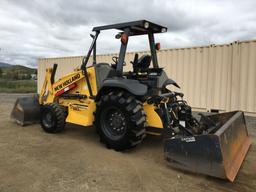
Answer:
[39, 68, 54, 104]
[39, 68, 85, 105]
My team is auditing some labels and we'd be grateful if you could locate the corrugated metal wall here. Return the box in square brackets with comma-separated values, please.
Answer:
[38, 40, 256, 116]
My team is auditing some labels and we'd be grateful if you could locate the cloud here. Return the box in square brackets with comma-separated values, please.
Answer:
[0, 0, 256, 67]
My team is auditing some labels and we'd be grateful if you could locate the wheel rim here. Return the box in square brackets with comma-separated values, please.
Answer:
[42, 111, 55, 128]
[100, 106, 127, 140]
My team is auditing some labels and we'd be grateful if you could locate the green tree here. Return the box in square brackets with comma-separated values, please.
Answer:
[0, 68, 2, 78]
[6, 70, 19, 80]
[27, 74, 32, 79]
[13, 71, 19, 80]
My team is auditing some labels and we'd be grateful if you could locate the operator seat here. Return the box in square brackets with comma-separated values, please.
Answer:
[132, 54, 151, 73]
[94, 63, 116, 90]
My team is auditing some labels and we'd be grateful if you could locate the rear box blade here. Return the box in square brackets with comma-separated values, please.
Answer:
[164, 111, 251, 182]
[10, 95, 40, 126]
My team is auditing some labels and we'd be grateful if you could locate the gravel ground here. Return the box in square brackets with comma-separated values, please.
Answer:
[0, 93, 255, 192]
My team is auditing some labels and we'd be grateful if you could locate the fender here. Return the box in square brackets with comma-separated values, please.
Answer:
[157, 70, 180, 89]
[163, 78, 180, 89]
[96, 78, 147, 100]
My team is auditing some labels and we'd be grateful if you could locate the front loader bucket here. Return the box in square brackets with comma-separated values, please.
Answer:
[164, 111, 251, 182]
[10, 95, 40, 126]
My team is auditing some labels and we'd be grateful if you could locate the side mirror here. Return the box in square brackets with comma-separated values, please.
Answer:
[155, 43, 161, 50]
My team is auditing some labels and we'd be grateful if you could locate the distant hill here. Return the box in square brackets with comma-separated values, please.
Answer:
[0, 62, 12, 68]
[1, 65, 37, 74]
[5, 65, 37, 74]
[0, 64, 37, 80]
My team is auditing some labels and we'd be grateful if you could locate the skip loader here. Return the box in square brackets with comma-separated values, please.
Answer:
[11, 20, 251, 182]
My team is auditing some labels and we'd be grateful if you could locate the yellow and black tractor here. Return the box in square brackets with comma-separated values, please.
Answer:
[11, 20, 251, 182]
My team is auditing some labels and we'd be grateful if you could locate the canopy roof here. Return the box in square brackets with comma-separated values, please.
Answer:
[92, 20, 167, 35]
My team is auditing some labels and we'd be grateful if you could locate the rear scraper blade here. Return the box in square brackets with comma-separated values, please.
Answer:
[164, 111, 251, 182]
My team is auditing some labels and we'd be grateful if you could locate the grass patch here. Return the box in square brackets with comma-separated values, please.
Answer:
[0, 79, 37, 93]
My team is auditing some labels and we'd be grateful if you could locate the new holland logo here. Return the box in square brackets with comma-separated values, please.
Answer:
[54, 74, 80, 92]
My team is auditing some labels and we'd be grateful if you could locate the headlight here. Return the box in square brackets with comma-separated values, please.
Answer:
[161, 28, 167, 33]
[144, 22, 149, 29]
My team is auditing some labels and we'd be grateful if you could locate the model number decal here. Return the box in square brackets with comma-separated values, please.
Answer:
[181, 137, 196, 142]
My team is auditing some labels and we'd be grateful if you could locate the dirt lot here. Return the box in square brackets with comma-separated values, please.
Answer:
[0, 94, 255, 192]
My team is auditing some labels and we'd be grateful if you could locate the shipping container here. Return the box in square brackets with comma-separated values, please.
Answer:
[38, 40, 256, 116]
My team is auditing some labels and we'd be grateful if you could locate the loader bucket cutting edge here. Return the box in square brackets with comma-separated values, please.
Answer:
[10, 95, 40, 126]
[164, 111, 251, 182]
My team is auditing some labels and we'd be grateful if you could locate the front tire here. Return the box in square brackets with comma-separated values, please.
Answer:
[94, 91, 147, 151]
[40, 103, 66, 133]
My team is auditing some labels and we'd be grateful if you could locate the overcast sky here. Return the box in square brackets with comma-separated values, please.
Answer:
[0, 0, 256, 67]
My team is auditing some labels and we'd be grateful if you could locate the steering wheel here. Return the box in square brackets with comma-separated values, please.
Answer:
[111, 56, 126, 66]
[112, 56, 118, 65]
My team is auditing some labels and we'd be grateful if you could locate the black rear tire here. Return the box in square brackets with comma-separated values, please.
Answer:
[40, 103, 66, 133]
[94, 91, 147, 151]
